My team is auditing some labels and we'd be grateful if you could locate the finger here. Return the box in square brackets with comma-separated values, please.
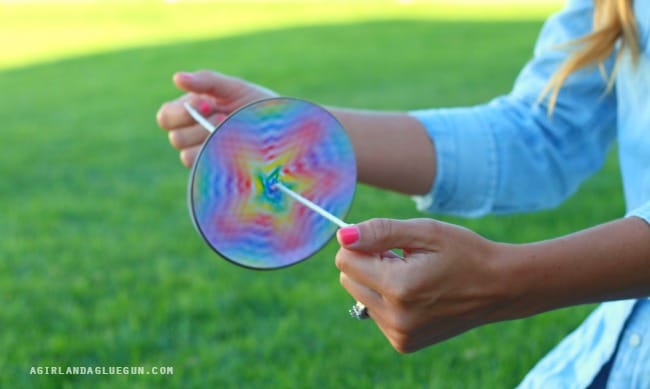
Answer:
[340, 273, 407, 347]
[335, 247, 397, 294]
[180, 145, 201, 168]
[339, 272, 383, 320]
[173, 70, 245, 102]
[168, 126, 208, 150]
[386, 316, 479, 354]
[157, 95, 213, 130]
[338, 218, 442, 253]
[167, 112, 226, 150]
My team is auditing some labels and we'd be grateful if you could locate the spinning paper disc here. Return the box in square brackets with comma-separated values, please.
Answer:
[189, 98, 356, 269]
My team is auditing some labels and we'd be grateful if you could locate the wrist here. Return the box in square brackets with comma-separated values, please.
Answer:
[483, 241, 552, 321]
[493, 242, 562, 319]
[490, 218, 650, 320]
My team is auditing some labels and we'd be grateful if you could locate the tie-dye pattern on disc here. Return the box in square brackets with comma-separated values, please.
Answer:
[189, 98, 356, 269]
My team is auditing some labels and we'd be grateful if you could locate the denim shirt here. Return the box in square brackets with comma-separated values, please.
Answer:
[410, 0, 650, 387]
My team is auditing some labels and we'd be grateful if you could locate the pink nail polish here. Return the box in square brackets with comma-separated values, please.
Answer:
[177, 72, 195, 82]
[338, 226, 359, 246]
[198, 101, 211, 115]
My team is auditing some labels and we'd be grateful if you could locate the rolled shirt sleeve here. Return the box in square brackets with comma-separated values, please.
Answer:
[627, 202, 650, 225]
[410, 0, 618, 217]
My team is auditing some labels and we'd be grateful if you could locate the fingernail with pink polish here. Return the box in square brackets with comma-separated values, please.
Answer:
[177, 72, 195, 82]
[198, 101, 211, 115]
[338, 226, 359, 246]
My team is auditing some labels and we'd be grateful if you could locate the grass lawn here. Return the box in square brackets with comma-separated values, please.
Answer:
[0, 1, 625, 388]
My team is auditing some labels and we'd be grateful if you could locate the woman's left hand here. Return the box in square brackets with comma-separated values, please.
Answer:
[335, 218, 516, 353]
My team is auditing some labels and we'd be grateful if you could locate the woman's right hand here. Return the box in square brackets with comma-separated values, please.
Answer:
[156, 70, 278, 167]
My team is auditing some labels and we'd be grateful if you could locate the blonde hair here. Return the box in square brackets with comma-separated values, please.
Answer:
[541, 0, 639, 114]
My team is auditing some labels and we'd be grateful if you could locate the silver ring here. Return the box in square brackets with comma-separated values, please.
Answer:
[349, 301, 370, 320]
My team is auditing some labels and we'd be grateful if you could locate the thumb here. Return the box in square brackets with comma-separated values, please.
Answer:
[173, 70, 244, 100]
[337, 218, 439, 253]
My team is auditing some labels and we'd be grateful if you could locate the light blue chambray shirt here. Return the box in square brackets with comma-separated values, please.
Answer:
[409, 0, 650, 387]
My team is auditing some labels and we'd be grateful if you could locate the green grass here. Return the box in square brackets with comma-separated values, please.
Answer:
[0, 1, 562, 71]
[0, 1, 624, 388]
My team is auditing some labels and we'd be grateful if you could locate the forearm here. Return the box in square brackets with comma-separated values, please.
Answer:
[502, 217, 650, 318]
[329, 107, 436, 195]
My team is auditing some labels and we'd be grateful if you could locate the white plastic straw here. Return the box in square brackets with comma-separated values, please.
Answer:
[183, 102, 217, 133]
[274, 183, 350, 228]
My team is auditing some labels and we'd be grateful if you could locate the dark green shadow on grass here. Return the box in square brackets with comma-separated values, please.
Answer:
[0, 19, 623, 389]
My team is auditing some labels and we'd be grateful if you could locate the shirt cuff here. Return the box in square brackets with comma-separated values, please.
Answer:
[626, 201, 650, 225]
[409, 106, 498, 217]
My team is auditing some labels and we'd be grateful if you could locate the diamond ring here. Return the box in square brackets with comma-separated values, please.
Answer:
[349, 301, 370, 320]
